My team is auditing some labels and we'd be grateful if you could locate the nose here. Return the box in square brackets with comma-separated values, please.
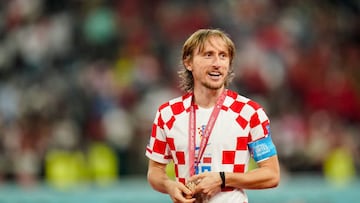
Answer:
[212, 55, 221, 68]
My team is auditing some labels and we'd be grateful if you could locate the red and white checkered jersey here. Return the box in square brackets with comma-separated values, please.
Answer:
[145, 89, 271, 203]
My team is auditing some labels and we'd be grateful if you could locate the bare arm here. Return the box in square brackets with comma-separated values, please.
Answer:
[188, 155, 280, 197]
[147, 159, 195, 203]
[226, 155, 280, 189]
[147, 159, 173, 193]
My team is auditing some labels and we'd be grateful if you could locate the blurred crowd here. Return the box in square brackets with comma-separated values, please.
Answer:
[0, 0, 359, 188]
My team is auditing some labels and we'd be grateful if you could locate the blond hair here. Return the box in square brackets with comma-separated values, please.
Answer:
[178, 29, 236, 92]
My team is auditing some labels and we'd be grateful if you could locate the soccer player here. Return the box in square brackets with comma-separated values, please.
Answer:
[145, 28, 280, 203]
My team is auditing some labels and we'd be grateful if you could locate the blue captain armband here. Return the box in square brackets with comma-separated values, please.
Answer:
[248, 135, 277, 162]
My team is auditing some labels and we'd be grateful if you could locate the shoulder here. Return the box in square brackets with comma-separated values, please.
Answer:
[157, 92, 193, 114]
[226, 89, 264, 111]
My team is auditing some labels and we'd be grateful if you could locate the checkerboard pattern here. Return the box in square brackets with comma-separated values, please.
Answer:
[146, 90, 270, 184]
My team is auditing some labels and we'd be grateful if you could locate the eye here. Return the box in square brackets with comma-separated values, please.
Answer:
[204, 52, 212, 57]
[220, 53, 228, 59]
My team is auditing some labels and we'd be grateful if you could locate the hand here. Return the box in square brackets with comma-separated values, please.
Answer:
[165, 180, 196, 203]
[188, 172, 222, 199]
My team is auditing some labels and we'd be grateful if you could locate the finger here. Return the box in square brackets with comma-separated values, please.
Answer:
[186, 198, 196, 203]
[188, 174, 203, 182]
[182, 187, 193, 197]
[203, 186, 221, 198]
[176, 193, 196, 203]
[180, 182, 194, 198]
[182, 182, 194, 192]
[183, 197, 196, 203]
[194, 181, 209, 194]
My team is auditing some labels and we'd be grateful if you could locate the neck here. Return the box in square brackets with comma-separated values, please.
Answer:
[193, 87, 225, 108]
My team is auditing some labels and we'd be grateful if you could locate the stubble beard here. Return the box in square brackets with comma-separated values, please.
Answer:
[202, 80, 225, 90]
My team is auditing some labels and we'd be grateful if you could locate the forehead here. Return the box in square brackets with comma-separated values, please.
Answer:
[195, 36, 228, 53]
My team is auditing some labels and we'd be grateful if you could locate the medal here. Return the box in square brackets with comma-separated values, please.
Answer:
[185, 180, 209, 203]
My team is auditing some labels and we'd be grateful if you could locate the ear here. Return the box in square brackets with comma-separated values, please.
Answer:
[184, 61, 192, 71]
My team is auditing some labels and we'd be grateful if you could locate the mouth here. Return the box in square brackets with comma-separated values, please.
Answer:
[208, 72, 222, 79]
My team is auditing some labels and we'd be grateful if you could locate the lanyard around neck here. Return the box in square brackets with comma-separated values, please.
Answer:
[188, 90, 227, 176]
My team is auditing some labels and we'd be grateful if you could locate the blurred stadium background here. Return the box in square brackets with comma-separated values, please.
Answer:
[0, 0, 359, 202]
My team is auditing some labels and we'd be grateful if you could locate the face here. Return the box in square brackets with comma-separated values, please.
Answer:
[186, 36, 231, 91]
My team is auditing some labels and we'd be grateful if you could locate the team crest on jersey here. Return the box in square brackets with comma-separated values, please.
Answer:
[198, 125, 206, 138]
[195, 125, 210, 150]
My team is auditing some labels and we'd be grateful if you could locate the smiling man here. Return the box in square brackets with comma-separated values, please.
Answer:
[145, 29, 280, 203]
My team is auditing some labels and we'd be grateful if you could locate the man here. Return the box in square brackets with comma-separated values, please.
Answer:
[145, 29, 280, 203]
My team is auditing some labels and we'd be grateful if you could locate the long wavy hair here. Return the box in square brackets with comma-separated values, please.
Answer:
[178, 29, 236, 92]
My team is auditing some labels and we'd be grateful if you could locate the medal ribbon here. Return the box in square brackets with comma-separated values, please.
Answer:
[189, 90, 227, 176]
